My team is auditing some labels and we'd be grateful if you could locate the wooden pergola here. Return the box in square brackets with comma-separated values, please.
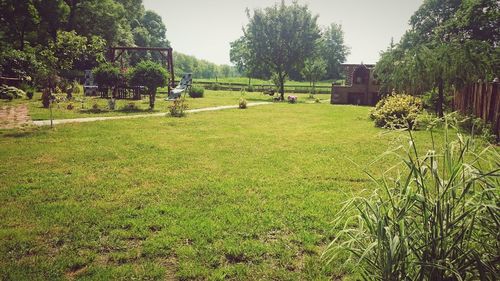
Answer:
[108, 46, 176, 93]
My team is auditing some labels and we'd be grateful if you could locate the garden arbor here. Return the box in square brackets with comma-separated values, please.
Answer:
[107, 46, 175, 93]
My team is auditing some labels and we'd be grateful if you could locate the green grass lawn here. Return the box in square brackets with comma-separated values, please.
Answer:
[0, 104, 443, 280]
[1, 90, 328, 121]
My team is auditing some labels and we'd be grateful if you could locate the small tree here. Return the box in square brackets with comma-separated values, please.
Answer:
[301, 58, 326, 94]
[93, 63, 122, 97]
[128, 60, 168, 109]
[236, 1, 321, 100]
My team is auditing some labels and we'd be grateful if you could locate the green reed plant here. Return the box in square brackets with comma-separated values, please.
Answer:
[324, 115, 499, 281]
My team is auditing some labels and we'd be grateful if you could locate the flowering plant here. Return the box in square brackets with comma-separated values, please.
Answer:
[287, 95, 297, 104]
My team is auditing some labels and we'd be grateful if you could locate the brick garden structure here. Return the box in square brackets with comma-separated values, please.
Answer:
[331, 64, 380, 106]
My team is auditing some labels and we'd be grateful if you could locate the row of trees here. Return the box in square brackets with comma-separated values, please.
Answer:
[229, 1, 349, 100]
[173, 52, 240, 79]
[0, 0, 171, 88]
[375, 0, 499, 117]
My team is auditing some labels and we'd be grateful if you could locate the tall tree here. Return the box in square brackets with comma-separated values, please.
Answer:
[236, 1, 321, 100]
[301, 58, 326, 93]
[319, 23, 350, 79]
[375, 0, 497, 117]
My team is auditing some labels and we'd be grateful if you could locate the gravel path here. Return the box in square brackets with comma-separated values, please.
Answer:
[32, 102, 272, 126]
[0, 105, 32, 129]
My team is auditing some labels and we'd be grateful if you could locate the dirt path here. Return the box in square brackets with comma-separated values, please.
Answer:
[32, 102, 273, 126]
[0, 104, 32, 129]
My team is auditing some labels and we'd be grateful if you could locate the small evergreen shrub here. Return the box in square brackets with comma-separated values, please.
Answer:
[189, 86, 204, 98]
[246, 85, 254, 92]
[239, 98, 247, 109]
[26, 90, 34, 100]
[370, 93, 422, 130]
[66, 103, 74, 110]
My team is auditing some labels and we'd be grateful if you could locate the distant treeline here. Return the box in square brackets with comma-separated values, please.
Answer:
[173, 52, 240, 79]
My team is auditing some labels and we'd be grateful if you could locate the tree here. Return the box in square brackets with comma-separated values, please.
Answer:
[301, 58, 326, 94]
[93, 63, 122, 97]
[128, 60, 168, 109]
[319, 23, 350, 79]
[0, 0, 40, 50]
[236, 1, 321, 100]
[375, 0, 497, 117]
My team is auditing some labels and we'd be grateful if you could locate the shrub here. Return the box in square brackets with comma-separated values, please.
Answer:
[26, 90, 34, 100]
[287, 95, 297, 104]
[324, 120, 499, 281]
[453, 113, 496, 143]
[189, 86, 204, 98]
[66, 103, 74, 110]
[93, 63, 122, 89]
[128, 60, 168, 109]
[41, 89, 52, 108]
[92, 103, 99, 110]
[107, 98, 116, 110]
[247, 85, 254, 92]
[168, 98, 188, 117]
[121, 103, 139, 112]
[422, 89, 453, 112]
[315, 98, 321, 103]
[239, 98, 247, 109]
[370, 93, 422, 130]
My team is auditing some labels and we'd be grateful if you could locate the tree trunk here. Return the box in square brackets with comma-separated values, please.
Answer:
[279, 73, 285, 101]
[66, 0, 77, 31]
[437, 79, 444, 117]
[149, 90, 156, 109]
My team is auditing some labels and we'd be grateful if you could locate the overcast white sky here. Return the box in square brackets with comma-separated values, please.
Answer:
[143, 0, 423, 65]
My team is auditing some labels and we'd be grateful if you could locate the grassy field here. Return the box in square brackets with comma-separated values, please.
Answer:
[0, 103, 445, 280]
[1, 90, 328, 121]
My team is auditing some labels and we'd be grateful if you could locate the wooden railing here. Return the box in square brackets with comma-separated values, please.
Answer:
[193, 81, 332, 94]
[453, 79, 499, 140]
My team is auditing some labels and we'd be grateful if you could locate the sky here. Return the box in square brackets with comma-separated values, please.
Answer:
[143, 0, 424, 65]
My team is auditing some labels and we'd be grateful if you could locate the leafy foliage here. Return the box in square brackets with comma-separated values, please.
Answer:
[325, 119, 499, 281]
[370, 93, 423, 130]
[189, 86, 204, 98]
[301, 58, 327, 94]
[128, 60, 168, 109]
[233, 1, 321, 100]
[93, 63, 122, 88]
[374, 0, 498, 117]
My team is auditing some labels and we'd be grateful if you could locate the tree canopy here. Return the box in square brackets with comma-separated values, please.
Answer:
[231, 1, 321, 100]
[375, 0, 499, 116]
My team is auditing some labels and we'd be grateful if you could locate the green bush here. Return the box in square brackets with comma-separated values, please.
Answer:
[370, 93, 422, 130]
[189, 86, 204, 98]
[121, 103, 139, 112]
[26, 90, 34, 99]
[246, 85, 254, 92]
[168, 98, 188, 117]
[325, 119, 499, 281]
[421, 90, 453, 112]
[239, 98, 247, 109]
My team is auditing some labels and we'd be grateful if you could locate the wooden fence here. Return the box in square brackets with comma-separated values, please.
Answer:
[453, 80, 499, 140]
[194, 81, 332, 94]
